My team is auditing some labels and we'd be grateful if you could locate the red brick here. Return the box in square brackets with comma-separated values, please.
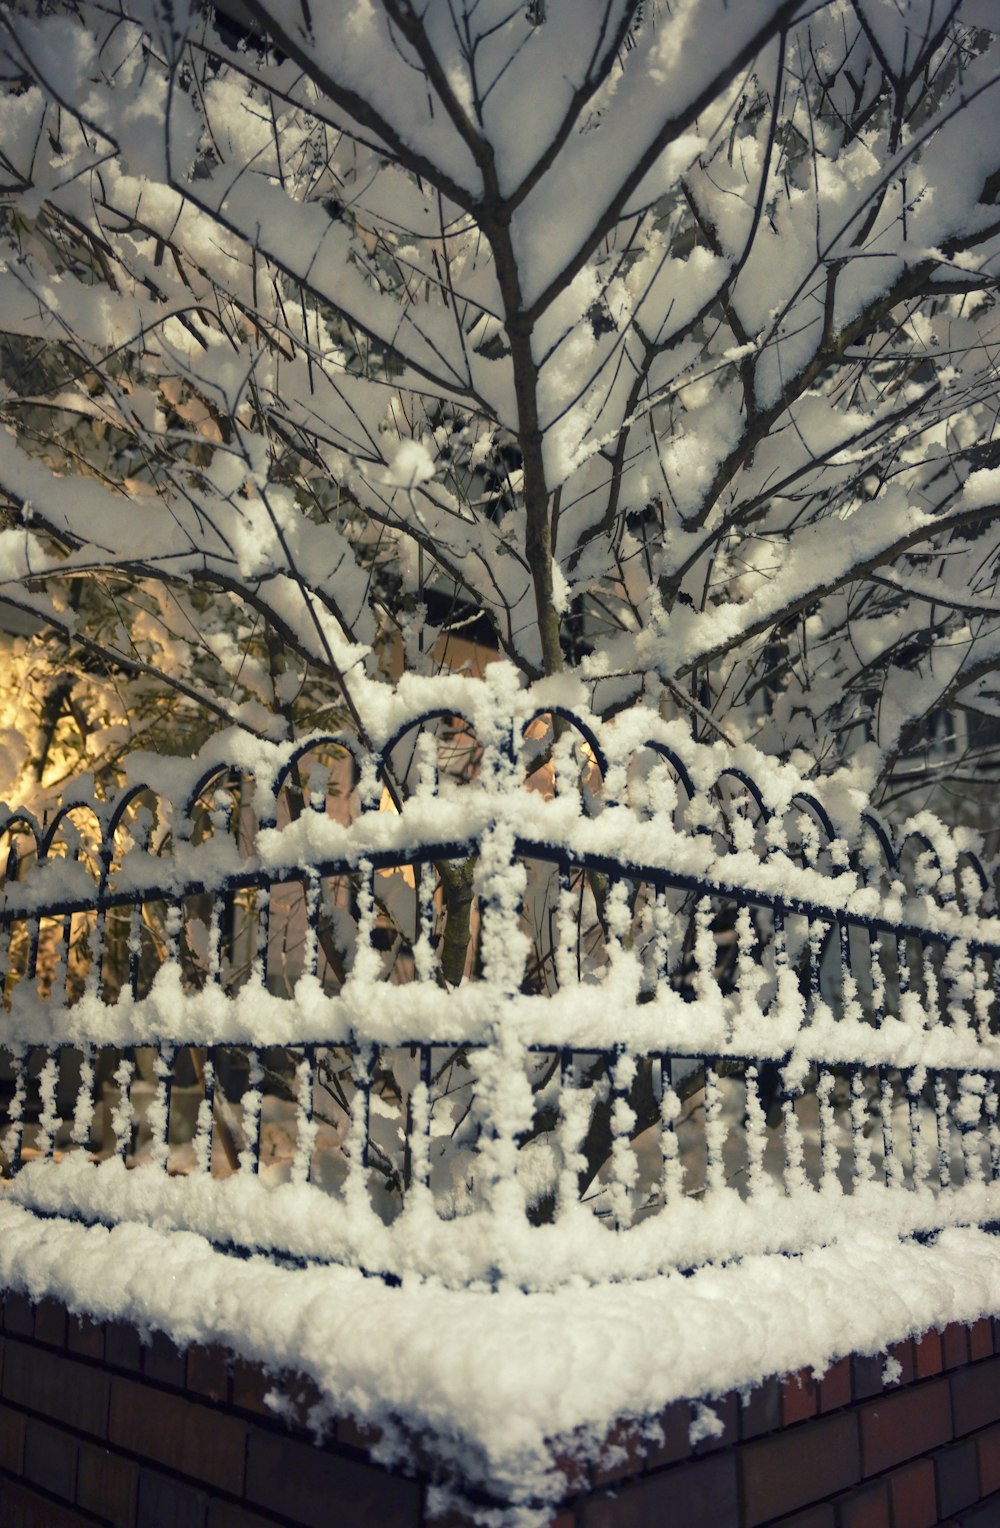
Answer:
[2, 1339, 109, 1438]
[582, 1453, 738, 1528]
[33, 1297, 66, 1348]
[0, 1478, 96, 1528]
[67, 1315, 104, 1362]
[336, 1413, 382, 1454]
[742, 1377, 781, 1438]
[772, 1509, 836, 1528]
[23, 1417, 77, 1501]
[860, 1377, 952, 1476]
[773, 1510, 836, 1528]
[784, 1369, 819, 1425]
[960, 1490, 1000, 1527]
[915, 1330, 943, 1379]
[142, 1329, 186, 1388]
[887, 1339, 916, 1386]
[887, 1458, 936, 1528]
[0, 1403, 25, 1474]
[647, 1399, 691, 1464]
[2, 1292, 34, 1338]
[76, 1443, 138, 1528]
[208, 1504, 291, 1528]
[104, 1320, 142, 1372]
[833, 1477, 890, 1528]
[692, 1392, 737, 1453]
[942, 1322, 970, 1369]
[593, 1418, 645, 1484]
[136, 1467, 208, 1528]
[820, 1360, 853, 1415]
[970, 1320, 995, 1362]
[854, 1355, 885, 1401]
[109, 1375, 247, 1494]
[742, 1412, 861, 1526]
[977, 1422, 1000, 1496]
[245, 1426, 422, 1528]
[935, 1436, 979, 1518]
[186, 1343, 230, 1404]
[548, 1439, 589, 1495]
[271, 1371, 325, 1433]
[231, 1358, 273, 1418]
[952, 1355, 1000, 1436]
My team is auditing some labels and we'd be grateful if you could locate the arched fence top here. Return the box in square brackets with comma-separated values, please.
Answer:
[520, 707, 609, 782]
[719, 768, 770, 820]
[39, 801, 104, 861]
[789, 791, 837, 844]
[0, 698, 995, 934]
[0, 808, 43, 855]
[860, 811, 898, 871]
[637, 741, 696, 801]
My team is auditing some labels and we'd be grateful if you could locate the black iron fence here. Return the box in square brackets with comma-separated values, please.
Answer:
[1, 695, 998, 1289]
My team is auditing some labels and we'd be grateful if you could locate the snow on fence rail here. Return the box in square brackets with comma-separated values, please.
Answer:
[1, 686, 999, 1291]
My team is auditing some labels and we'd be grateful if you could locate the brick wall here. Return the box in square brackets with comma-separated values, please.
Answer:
[546, 1317, 1000, 1528]
[0, 1291, 998, 1528]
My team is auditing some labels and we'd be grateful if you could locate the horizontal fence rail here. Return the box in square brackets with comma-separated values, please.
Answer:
[1, 692, 998, 1289]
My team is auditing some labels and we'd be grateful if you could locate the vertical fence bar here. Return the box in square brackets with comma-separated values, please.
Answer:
[869, 928, 887, 1026]
[607, 1048, 637, 1228]
[25, 909, 41, 987]
[986, 1079, 1000, 1182]
[239, 1049, 263, 1175]
[404, 1044, 434, 1205]
[692, 896, 717, 1004]
[817, 1066, 839, 1192]
[556, 1047, 588, 1220]
[35, 1050, 59, 1161]
[935, 1073, 952, 1189]
[744, 1064, 767, 1198]
[111, 1050, 135, 1161]
[2, 1044, 27, 1176]
[414, 863, 437, 985]
[851, 1068, 874, 1188]
[72, 1043, 95, 1153]
[148, 1043, 174, 1171]
[555, 859, 579, 991]
[879, 1069, 901, 1189]
[659, 1059, 684, 1209]
[127, 903, 143, 999]
[253, 883, 271, 991]
[291, 1046, 318, 1186]
[972, 951, 992, 1042]
[783, 1083, 807, 1195]
[958, 1072, 985, 1186]
[838, 920, 861, 1024]
[703, 1060, 727, 1197]
[302, 870, 320, 981]
[193, 1053, 215, 1175]
[909, 1066, 933, 1189]
[346, 1041, 374, 1218]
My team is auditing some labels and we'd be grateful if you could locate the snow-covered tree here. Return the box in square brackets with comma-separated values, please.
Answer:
[1, 0, 1000, 813]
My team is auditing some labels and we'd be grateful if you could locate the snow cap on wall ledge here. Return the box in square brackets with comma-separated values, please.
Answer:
[0, 1197, 997, 1527]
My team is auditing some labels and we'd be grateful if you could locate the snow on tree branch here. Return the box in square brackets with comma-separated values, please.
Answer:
[0, 0, 997, 817]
